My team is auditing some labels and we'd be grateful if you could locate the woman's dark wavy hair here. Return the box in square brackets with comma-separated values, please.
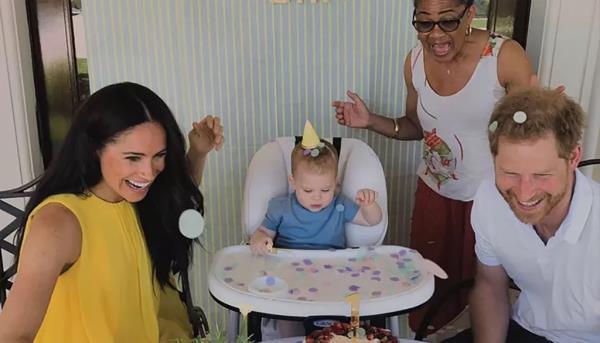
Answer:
[14, 82, 203, 288]
[413, 0, 474, 7]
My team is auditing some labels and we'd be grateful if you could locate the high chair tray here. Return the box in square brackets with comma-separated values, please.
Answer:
[208, 245, 437, 317]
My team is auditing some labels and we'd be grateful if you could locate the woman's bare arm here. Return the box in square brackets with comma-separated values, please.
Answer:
[0, 203, 81, 342]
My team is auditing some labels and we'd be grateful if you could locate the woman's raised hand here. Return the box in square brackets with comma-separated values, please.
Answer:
[188, 115, 225, 156]
[332, 91, 371, 129]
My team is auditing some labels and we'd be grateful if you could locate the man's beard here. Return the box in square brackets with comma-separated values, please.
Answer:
[499, 187, 567, 225]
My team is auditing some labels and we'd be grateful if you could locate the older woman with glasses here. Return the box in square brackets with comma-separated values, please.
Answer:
[332, 0, 533, 333]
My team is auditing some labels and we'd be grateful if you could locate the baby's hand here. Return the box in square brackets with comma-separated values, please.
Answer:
[250, 235, 273, 256]
[355, 188, 378, 207]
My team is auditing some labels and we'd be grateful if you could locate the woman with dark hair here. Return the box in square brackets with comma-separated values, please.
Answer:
[332, 0, 533, 333]
[0, 82, 224, 342]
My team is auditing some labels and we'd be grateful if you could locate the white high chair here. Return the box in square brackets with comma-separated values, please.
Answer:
[226, 137, 390, 341]
[242, 136, 388, 246]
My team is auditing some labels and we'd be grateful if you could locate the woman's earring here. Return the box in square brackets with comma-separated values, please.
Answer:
[466, 25, 472, 36]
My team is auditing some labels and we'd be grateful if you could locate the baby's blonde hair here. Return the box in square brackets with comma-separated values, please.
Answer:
[291, 140, 338, 176]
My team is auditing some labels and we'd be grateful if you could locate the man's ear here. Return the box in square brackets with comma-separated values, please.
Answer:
[288, 175, 295, 190]
[569, 144, 582, 170]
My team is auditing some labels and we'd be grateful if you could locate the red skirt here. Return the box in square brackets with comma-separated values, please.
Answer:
[408, 178, 476, 333]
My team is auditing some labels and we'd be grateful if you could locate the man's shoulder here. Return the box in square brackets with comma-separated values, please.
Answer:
[473, 177, 501, 205]
[585, 173, 600, 193]
[471, 177, 511, 233]
[578, 172, 600, 211]
[575, 170, 600, 200]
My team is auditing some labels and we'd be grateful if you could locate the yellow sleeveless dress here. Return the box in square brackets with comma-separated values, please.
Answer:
[23, 193, 160, 342]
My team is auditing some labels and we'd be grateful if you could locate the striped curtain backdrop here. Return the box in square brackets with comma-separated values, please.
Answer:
[82, 0, 421, 333]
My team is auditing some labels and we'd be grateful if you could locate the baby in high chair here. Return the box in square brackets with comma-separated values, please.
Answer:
[250, 121, 383, 255]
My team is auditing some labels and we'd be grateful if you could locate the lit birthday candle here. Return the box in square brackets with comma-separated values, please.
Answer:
[345, 293, 361, 342]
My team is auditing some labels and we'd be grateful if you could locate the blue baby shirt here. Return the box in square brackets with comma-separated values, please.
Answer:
[261, 193, 359, 249]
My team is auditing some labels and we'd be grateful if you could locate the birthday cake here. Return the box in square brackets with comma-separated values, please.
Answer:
[305, 321, 398, 343]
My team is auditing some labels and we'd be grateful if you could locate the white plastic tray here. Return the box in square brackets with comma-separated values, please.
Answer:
[209, 245, 439, 317]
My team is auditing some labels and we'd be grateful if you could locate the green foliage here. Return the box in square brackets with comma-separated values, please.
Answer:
[235, 332, 254, 343]
[167, 325, 253, 343]
[76, 58, 88, 75]
[199, 327, 227, 343]
[71, 0, 82, 10]
[475, 0, 490, 16]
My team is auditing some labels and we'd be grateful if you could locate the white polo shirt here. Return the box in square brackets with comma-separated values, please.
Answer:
[472, 170, 600, 342]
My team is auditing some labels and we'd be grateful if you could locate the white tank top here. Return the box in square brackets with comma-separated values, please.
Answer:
[412, 34, 507, 201]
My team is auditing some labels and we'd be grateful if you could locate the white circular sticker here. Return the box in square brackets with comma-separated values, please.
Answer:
[178, 209, 204, 239]
[513, 111, 527, 124]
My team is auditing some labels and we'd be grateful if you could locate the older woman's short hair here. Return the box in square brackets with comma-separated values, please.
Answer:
[413, 0, 474, 8]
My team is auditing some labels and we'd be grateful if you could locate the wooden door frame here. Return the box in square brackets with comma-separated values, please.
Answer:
[487, 0, 531, 48]
[25, 0, 81, 167]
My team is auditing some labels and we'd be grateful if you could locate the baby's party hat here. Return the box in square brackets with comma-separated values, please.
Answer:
[301, 120, 320, 149]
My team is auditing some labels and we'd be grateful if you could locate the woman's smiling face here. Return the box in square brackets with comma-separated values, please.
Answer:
[92, 121, 167, 203]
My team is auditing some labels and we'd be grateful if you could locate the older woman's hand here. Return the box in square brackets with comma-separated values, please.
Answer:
[332, 91, 371, 128]
[529, 74, 566, 94]
[188, 115, 224, 156]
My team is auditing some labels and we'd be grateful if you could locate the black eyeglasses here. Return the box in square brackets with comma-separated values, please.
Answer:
[412, 6, 469, 33]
